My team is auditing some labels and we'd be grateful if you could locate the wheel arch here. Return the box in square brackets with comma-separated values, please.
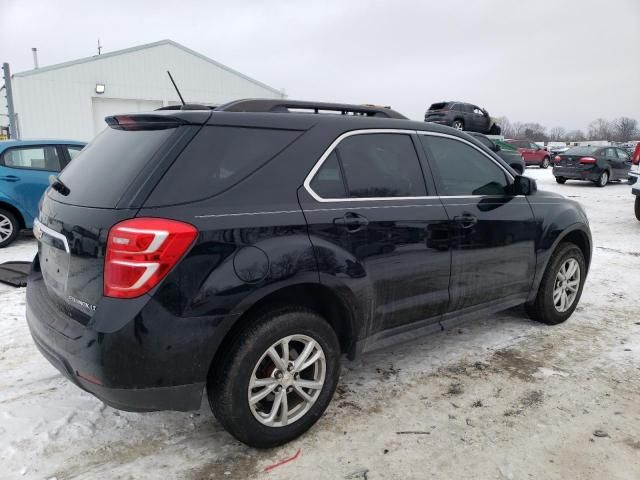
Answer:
[210, 282, 360, 378]
[0, 200, 26, 229]
[527, 224, 592, 303]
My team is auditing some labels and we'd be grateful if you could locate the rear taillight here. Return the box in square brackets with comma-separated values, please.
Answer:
[579, 157, 597, 164]
[554, 155, 562, 163]
[104, 218, 197, 298]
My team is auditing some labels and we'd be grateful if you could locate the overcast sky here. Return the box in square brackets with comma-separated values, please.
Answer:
[1, 0, 639, 131]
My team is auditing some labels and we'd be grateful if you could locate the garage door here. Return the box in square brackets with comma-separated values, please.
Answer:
[92, 98, 163, 135]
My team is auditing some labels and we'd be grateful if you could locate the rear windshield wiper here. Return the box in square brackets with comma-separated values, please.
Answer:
[49, 175, 70, 196]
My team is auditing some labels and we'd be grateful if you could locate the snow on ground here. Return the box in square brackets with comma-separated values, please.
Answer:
[1, 169, 639, 480]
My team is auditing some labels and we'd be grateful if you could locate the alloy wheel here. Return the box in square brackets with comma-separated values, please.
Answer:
[248, 334, 326, 427]
[553, 258, 580, 313]
[0, 214, 14, 242]
[452, 121, 464, 130]
[600, 172, 608, 186]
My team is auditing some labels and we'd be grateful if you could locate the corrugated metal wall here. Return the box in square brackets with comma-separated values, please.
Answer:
[11, 42, 284, 141]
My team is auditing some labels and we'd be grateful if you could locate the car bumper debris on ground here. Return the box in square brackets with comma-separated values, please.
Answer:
[1, 169, 639, 479]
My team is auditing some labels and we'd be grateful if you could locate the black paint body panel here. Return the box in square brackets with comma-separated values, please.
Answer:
[26, 110, 592, 412]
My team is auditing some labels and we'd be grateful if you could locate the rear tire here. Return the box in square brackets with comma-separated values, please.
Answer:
[0, 209, 19, 248]
[525, 243, 586, 325]
[451, 120, 464, 131]
[540, 157, 550, 169]
[635, 196, 640, 221]
[595, 171, 609, 187]
[555, 177, 566, 184]
[208, 307, 341, 448]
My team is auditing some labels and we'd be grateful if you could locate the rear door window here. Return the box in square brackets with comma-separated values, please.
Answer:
[146, 126, 301, 206]
[309, 151, 347, 199]
[420, 135, 509, 196]
[309, 133, 427, 199]
[1, 146, 61, 171]
[616, 149, 630, 161]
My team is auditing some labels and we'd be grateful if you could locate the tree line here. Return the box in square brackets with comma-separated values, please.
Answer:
[494, 116, 639, 143]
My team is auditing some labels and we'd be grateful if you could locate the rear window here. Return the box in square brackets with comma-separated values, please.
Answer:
[53, 127, 176, 208]
[146, 126, 301, 206]
[564, 146, 599, 156]
[428, 102, 450, 111]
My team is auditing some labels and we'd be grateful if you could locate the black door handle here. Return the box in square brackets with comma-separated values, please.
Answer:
[333, 212, 369, 232]
[453, 214, 478, 228]
[0, 175, 19, 182]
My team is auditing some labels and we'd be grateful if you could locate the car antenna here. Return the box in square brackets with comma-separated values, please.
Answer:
[166, 70, 186, 106]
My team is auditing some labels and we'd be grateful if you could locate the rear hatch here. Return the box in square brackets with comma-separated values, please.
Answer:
[425, 102, 451, 120]
[35, 112, 206, 323]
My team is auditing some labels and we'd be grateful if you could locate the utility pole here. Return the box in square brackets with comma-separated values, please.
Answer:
[2, 63, 18, 139]
[98, 38, 102, 55]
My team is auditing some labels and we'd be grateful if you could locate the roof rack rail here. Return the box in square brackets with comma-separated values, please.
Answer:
[155, 104, 217, 111]
[215, 99, 408, 119]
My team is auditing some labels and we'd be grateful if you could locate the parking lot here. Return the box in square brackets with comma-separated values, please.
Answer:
[1, 168, 639, 480]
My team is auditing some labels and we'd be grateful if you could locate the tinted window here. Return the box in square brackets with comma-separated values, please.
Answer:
[604, 148, 617, 157]
[2, 146, 61, 171]
[336, 134, 426, 198]
[428, 102, 449, 111]
[55, 126, 176, 207]
[148, 126, 301, 206]
[310, 151, 346, 198]
[421, 136, 509, 196]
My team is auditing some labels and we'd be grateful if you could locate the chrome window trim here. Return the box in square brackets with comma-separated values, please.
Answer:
[33, 218, 70, 253]
[303, 129, 514, 203]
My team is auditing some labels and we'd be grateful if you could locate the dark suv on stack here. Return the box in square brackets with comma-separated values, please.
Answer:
[26, 99, 591, 448]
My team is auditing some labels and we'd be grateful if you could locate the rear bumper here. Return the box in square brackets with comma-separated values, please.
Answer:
[28, 324, 204, 411]
[26, 267, 235, 412]
[552, 166, 600, 181]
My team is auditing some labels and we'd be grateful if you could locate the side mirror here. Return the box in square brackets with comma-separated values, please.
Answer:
[543, 146, 548, 151]
[492, 144, 501, 152]
[512, 175, 537, 196]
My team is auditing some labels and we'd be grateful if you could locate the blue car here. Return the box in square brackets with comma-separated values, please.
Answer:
[0, 139, 85, 247]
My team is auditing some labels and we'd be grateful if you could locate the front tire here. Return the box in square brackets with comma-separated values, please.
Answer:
[540, 157, 550, 169]
[208, 307, 341, 448]
[555, 177, 566, 184]
[525, 242, 586, 325]
[595, 170, 609, 187]
[0, 209, 19, 248]
[628, 176, 637, 185]
[635, 196, 640, 221]
[451, 119, 464, 131]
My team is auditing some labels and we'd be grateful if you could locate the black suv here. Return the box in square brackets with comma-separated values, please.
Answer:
[425, 101, 501, 134]
[26, 99, 591, 448]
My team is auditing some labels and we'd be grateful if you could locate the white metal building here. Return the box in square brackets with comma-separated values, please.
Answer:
[9, 40, 285, 141]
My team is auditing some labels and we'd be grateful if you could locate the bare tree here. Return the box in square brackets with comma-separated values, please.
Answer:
[549, 127, 566, 142]
[612, 117, 639, 142]
[566, 130, 586, 142]
[587, 118, 613, 140]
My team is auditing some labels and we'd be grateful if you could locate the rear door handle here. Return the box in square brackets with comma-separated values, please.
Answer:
[333, 212, 369, 232]
[0, 175, 19, 182]
[453, 214, 478, 228]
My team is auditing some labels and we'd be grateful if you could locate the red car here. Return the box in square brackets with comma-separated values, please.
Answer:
[506, 139, 552, 168]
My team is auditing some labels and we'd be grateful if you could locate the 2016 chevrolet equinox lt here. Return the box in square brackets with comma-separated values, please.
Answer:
[26, 99, 592, 448]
